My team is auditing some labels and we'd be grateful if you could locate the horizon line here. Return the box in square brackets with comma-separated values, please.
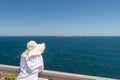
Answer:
[0, 35, 120, 37]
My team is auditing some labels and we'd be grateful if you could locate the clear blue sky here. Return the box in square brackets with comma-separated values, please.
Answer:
[0, 0, 120, 36]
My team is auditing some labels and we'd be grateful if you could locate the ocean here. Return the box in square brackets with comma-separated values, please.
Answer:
[0, 36, 120, 79]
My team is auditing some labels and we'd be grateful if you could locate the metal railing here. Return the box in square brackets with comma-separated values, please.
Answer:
[0, 64, 118, 80]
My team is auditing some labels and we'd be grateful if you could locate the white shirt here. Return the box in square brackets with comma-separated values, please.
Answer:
[17, 55, 44, 80]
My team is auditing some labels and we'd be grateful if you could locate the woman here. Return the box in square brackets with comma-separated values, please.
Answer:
[17, 40, 45, 80]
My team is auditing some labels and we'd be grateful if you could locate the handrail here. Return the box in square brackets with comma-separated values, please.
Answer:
[0, 64, 118, 80]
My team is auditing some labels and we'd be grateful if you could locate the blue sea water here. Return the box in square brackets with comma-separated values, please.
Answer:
[0, 36, 120, 79]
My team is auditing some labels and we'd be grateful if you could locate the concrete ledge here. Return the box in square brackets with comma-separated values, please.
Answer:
[38, 78, 48, 80]
[0, 64, 118, 80]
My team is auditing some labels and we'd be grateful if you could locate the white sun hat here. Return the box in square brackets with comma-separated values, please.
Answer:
[21, 40, 45, 58]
